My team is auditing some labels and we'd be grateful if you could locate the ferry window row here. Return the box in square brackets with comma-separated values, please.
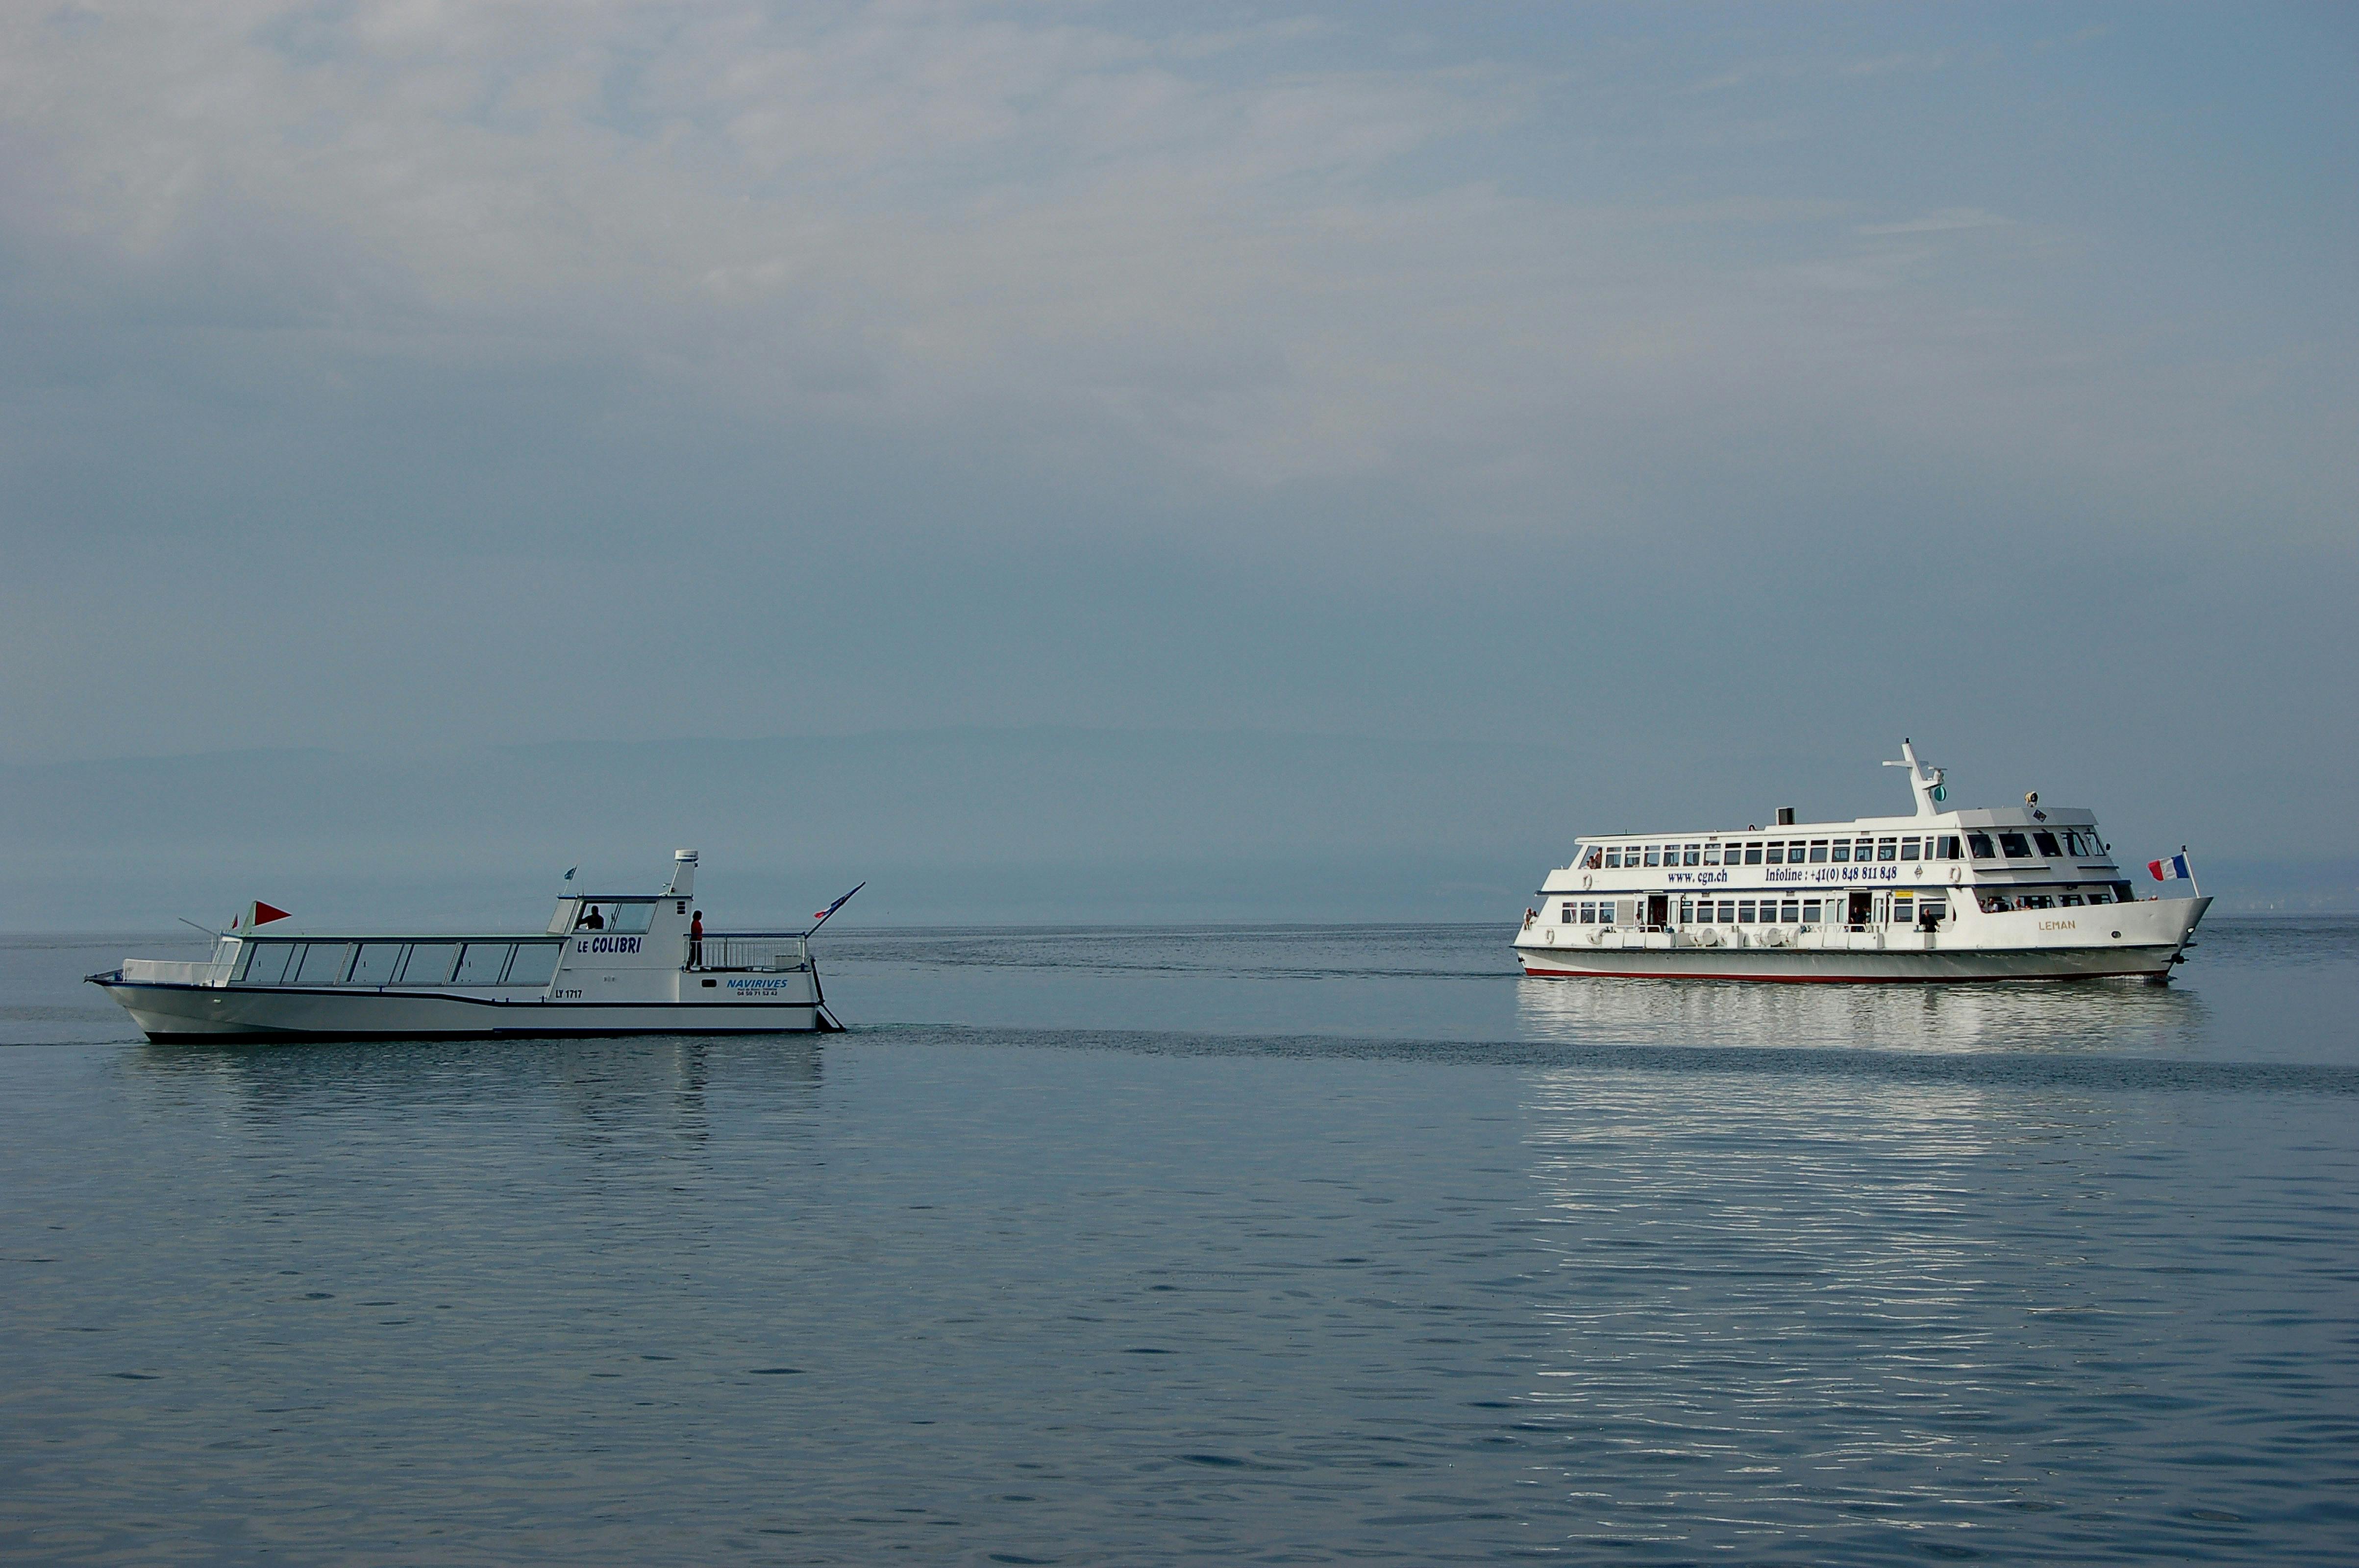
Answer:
[1980, 890, 2117, 911]
[1678, 895, 1950, 927]
[1588, 835, 1966, 869]
[235, 939, 562, 988]
[1967, 830, 2105, 861]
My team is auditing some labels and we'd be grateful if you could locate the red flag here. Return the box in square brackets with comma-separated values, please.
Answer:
[248, 901, 292, 927]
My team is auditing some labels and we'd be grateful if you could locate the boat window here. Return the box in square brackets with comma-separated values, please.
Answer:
[1602, 849, 1618, 868]
[1982, 895, 2011, 912]
[1999, 833, 2032, 858]
[348, 943, 402, 986]
[1901, 837, 1921, 861]
[1830, 840, 1850, 862]
[1968, 833, 1995, 858]
[1743, 843, 1763, 865]
[294, 943, 350, 985]
[1855, 837, 1875, 859]
[1644, 845, 1661, 867]
[454, 943, 512, 985]
[1702, 843, 1721, 865]
[1809, 840, 1830, 863]
[1779, 898, 1799, 923]
[1892, 893, 1914, 924]
[1715, 899, 1736, 924]
[1678, 897, 1695, 924]
[2022, 894, 2055, 909]
[1876, 838, 1897, 861]
[1937, 835, 1962, 859]
[2086, 890, 2111, 905]
[238, 942, 294, 984]
[1733, 899, 1752, 923]
[1560, 903, 1574, 924]
[503, 942, 561, 987]
[398, 943, 458, 984]
[2033, 831, 2060, 858]
[1921, 898, 1947, 923]
[2060, 894, 2085, 906]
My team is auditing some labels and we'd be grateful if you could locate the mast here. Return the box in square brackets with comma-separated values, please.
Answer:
[1882, 739, 1947, 819]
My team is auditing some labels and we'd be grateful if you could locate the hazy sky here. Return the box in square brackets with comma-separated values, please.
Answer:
[4, 3, 2355, 870]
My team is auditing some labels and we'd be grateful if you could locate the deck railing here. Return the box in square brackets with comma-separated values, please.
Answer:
[683, 932, 811, 973]
[120, 958, 234, 986]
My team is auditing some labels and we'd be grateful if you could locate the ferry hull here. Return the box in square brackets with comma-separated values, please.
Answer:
[1514, 896, 2209, 984]
[96, 980, 827, 1041]
[1515, 944, 2182, 982]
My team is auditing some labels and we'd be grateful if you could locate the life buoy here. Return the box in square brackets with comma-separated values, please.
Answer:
[1582, 875, 1592, 891]
[1950, 868, 1963, 886]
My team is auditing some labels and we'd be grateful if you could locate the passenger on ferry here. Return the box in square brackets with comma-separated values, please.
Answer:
[689, 910, 704, 970]
[582, 904, 605, 930]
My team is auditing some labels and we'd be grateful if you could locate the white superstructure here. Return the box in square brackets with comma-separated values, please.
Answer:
[90, 851, 848, 1040]
[1515, 743, 2208, 982]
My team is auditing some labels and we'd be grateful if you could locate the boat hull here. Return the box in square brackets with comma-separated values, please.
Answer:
[96, 980, 827, 1041]
[1515, 944, 2180, 982]
[1514, 896, 2209, 983]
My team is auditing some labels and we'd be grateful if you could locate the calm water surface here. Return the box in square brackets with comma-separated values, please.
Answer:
[3, 919, 2356, 1564]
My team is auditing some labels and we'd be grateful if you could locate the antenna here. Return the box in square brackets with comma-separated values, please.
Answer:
[1882, 738, 1943, 819]
[176, 916, 222, 939]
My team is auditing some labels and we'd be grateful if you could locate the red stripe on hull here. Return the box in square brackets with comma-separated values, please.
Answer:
[1519, 966, 2166, 984]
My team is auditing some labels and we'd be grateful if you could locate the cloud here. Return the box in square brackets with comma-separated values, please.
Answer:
[1855, 208, 2014, 236]
[0, 1, 2350, 792]
[2, 0, 2338, 555]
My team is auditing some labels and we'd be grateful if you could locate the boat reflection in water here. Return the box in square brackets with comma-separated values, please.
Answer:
[1516, 966, 2208, 1057]
[128, 1033, 827, 1157]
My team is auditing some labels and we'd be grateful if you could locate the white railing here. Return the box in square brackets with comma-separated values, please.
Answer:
[120, 958, 233, 986]
[684, 932, 811, 972]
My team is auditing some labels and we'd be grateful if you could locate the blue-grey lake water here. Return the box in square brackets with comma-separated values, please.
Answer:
[4, 919, 2356, 1564]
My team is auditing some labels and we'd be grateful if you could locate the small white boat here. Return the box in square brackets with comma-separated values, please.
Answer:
[1514, 743, 2209, 983]
[89, 851, 848, 1040]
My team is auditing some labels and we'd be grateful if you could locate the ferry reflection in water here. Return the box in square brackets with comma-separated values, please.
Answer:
[1503, 986, 2223, 1557]
[1516, 969, 2209, 1056]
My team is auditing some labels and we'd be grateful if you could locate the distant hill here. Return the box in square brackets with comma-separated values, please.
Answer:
[6, 730, 2345, 929]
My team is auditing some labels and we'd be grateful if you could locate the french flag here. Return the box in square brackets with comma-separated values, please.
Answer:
[2148, 853, 2191, 882]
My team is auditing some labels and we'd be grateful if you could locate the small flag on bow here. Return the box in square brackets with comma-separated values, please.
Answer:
[2147, 853, 2191, 882]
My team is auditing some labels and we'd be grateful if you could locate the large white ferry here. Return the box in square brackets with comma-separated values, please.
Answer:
[89, 851, 849, 1040]
[1515, 743, 2208, 983]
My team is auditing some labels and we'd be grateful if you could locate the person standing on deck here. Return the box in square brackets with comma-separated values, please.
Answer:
[689, 910, 703, 970]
